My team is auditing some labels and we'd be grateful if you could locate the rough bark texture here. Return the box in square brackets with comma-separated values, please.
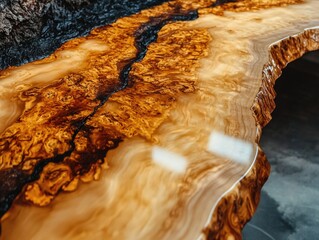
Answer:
[0, 0, 170, 69]
[0, 0, 318, 240]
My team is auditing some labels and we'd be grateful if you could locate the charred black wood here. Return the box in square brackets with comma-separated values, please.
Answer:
[0, 0, 170, 69]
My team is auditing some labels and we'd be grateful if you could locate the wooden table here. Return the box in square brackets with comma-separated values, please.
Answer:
[0, 0, 318, 239]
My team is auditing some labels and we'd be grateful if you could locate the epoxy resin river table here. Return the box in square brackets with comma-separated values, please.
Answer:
[0, 1, 318, 239]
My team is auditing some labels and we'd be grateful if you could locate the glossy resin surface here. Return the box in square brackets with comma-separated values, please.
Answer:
[0, 0, 319, 239]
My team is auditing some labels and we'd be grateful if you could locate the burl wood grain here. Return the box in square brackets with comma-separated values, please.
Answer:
[0, 0, 319, 239]
[207, 27, 319, 240]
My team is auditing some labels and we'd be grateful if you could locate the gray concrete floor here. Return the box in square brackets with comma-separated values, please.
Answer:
[242, 51, 319, 240]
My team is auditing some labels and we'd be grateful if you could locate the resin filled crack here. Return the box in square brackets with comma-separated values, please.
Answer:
[0, 0, 171, 69]
[0, 1, 315, 240]
[0, 8, 200, 220]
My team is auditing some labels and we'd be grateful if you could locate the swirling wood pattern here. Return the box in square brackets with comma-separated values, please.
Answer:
[0, 0, 318, 239]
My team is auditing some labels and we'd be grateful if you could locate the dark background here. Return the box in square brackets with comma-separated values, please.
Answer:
[243, 51, 319, 240]
[1, 2, 318, 237]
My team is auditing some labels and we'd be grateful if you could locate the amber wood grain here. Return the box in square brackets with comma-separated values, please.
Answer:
[0, 0, 319, 239]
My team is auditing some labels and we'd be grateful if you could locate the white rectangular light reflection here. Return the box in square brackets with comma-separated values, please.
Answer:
[207, 131, 253, 165]
[152, 146, 187, 174]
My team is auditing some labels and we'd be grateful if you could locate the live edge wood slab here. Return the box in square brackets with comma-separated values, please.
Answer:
[0, 0, 318, 239]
